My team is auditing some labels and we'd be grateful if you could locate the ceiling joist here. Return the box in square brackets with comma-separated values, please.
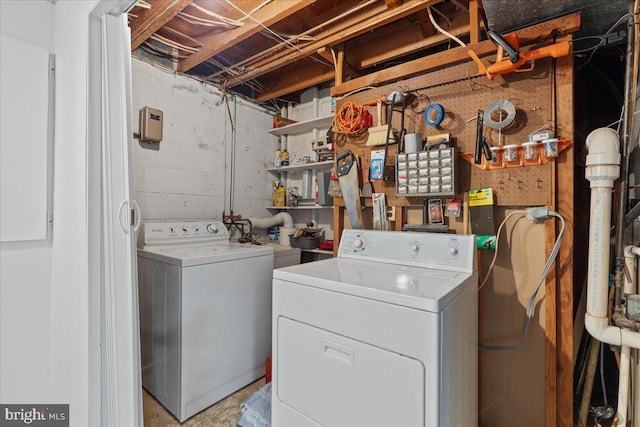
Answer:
[178, 0, 316, 72]
[256, 62, 335, 102]
[224, 0, 442, 88]
[130, 0, 492, 103]
[130, 0, 193, 50]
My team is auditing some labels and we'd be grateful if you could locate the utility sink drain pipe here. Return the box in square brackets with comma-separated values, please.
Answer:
[584, 127, 640, 349]
[585, 127, 640, 426]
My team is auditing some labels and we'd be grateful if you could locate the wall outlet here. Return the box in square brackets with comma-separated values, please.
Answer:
[387, 206, 396, 221]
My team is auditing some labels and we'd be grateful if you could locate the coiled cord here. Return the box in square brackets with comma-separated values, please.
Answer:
[331, 102, 371, 137]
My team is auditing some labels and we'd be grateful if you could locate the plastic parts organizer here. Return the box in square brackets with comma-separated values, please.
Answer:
[396, 148, 458, 197]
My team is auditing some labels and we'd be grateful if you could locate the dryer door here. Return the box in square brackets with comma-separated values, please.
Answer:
[276, 317, 424, 427]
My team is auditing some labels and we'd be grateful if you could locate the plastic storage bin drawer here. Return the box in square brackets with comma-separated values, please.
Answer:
[289, 235, 322, 249]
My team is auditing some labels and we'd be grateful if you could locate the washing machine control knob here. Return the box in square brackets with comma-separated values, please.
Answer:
[207, 223, 219, 234]
[410, 242, 419, 252]
[170, 226, 176, 233]
[448, 246, 458, 256]
[353, 238, 364, 249]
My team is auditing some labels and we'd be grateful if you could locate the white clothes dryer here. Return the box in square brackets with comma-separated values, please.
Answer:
[137, 220, 274, 422]
[272, 229, 478, 427]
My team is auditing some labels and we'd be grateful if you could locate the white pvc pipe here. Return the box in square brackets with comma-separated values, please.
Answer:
[249, 212, 294, 229]
[623, 246, 640, 426]
[631, 350, 640, 425]
[584, 128, 640, 349]
[616, 247, 640, 426]
[618, 345, 631, 426]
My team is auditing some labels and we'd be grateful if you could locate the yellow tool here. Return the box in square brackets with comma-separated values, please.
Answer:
[468, 30, 570, 80]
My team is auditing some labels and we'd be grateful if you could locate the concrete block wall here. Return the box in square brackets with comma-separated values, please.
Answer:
[131, 59, 278, 229]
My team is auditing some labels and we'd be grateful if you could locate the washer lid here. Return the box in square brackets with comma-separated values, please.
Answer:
[138, 242, 273, 267]
[274, 257, 475, 312]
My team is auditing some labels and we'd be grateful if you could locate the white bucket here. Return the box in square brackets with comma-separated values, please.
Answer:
[279, 226, 296, 246]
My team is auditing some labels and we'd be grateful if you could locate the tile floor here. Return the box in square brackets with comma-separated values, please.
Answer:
[142, 377, 266, 427]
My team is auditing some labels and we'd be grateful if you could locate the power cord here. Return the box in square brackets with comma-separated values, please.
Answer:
[478, 210, 526, 291]
[479, 207, 566, 351]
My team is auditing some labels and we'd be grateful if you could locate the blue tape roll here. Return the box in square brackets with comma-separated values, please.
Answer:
[424, 103, 445, 126]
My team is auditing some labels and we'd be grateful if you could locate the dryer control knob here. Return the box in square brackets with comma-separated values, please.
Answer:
[207, 223, 219, 234]
[448, 246, 458, 256]
[353, 238, 364, 249]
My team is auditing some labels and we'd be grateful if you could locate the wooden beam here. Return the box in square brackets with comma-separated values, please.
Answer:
[225, 0, 441, 88]
[333, 206, 344, 258]
[335, 46, 345, 86]
[348, 9, 470, 69]
[331, 11, 581, 97]
[554, 34, 575, 427]
[255, 63, 335, 102]
[414, 9, 436, 38]
[469, 0, 481, 44]
[130, 0, 193, 50]
[316, 46, 362, 80]
[178, 0, 315, 72]
[385, 0, 404, 7]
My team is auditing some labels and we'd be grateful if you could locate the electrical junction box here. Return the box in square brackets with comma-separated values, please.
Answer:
[139, 106, 163, 143]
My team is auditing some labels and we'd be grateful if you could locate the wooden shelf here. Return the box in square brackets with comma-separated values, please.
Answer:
[267, 115, 333, 136]
[267, 160, 333, 173]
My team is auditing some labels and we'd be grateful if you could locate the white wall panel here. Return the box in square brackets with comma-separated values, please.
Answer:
[0, 34, 51, 242]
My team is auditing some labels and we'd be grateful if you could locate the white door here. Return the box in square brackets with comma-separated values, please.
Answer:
[99, 11, 142, 427]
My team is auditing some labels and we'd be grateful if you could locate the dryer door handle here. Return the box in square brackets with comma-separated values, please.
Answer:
[321, 340, 354, 366]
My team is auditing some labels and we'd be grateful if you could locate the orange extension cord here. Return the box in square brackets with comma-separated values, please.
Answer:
[331, 102, 371, 137]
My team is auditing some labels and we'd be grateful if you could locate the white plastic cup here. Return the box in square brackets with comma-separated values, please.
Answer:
[543, 138, 559, 158]
[489, 147, 502, 164]
[503, 144, 518, 162]
[522, 142, 539, 160]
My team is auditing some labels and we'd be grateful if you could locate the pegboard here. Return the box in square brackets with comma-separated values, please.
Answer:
[336, 56, 563, 207]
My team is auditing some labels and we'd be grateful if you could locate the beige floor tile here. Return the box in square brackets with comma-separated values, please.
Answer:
[143, 378, 266, 427]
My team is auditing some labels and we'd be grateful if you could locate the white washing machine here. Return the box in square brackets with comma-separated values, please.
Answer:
[270, 244, 301, 269]
[272, 229, 478, 427]
[137, 220, 274, 422]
